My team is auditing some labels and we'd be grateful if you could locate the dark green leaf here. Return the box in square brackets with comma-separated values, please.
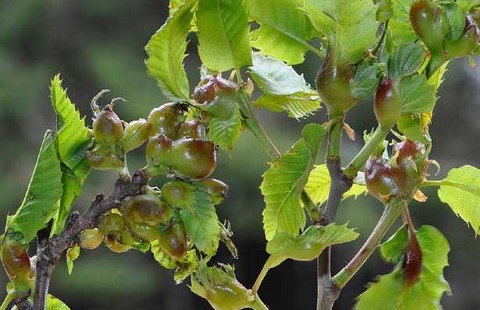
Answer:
[196, 0, 252, 71]
[438, 165, 480, 234]
[444, 3, 466, 41]
[352, 62, 379, 100]
[400, 75, 436, 114]
[390, 43, 425, 78]
[388, 0, 417, 45]
[145, 0, 195, 100]
[176, 183, 220, 256]
[7, 131, 63, 243]
[261, 123, 325, 240]
[356, 225, 450, 310]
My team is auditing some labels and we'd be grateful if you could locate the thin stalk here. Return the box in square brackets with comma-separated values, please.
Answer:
[333, 199, 403, 288]
[343, 125, 391, 179]
[237, 88, 322, 221]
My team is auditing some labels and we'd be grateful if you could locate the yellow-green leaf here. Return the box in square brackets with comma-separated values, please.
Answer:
[438, 165, 480, 234]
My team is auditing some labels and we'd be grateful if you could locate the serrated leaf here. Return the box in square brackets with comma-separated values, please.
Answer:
[7, 131, 63, 243]
[261, 123, 325, 240]
[305, 165, 367, 206]
[390, 43, 425, 78]
[389, 0, 417, 45]
[50, 75, 91, 235]
[246, 0, 314, 64]
[196, 0, 252, 71]
[207, 105, 242, 151]
[352, 62, 379, 100]
[303, 0, 334, 37]
[254, 92, 320, 119]
[176, 183, 220, 255]
[397, 113, 431, 144]
[145, 0, 195, 100]
[249, 54, 312, 95]
[174, 250, 198, 284]
[438, 165, 480, 234]
[307, 0, 377, 64]
[151, 240, 178, 269]
[47, 294, 70, 310]
[356, 225, 450, 310]
[266, 223, 358, 268]
[191, 262, 262, 310]
[400, 75, 436, 114]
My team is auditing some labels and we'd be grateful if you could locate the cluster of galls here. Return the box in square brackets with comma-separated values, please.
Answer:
[365, 139, 428, 203]
[410, 0, 480, 73]
[82, 76, 236, 261]
[79, 178, 227, 261]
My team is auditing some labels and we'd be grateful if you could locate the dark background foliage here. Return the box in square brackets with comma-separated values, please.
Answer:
[1, 1, 480, 309]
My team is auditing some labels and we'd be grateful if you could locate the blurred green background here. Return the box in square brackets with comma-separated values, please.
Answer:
[1, 0, 480, 309]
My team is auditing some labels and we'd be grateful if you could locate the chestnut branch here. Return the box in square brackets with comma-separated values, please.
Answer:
[28, 171, 148, 310]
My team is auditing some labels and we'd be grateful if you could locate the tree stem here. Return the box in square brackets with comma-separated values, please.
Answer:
[333, 199, 403, 288]
[316, 117, 352, 310]
[32, 171, 148, 309]
[343, 125, 390, 179]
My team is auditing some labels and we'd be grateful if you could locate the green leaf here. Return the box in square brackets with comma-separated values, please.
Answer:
[397, 113, 431, 144]
[50, 75, 91, 235]
[196, 0, 252, 71]
[390, 43, 425, 78]
[207, 105, 242, 151]
[457, 0, 480, 11]
[356, 225, 450, 310]
[145, 0, 195, 100]
[151, 240, 178, 269]
[444, 3, 466, 41]
[308, 0, 377, 64]
[191, 262, 262, 310]
[400, 75, 436, 114]
[7, 131, 63, 243]
[176, 182, 220, 255]
[249, 54, 313, 95]
[254, 92, 320, 119]
[47, 294, 70, 310]
[303, 0, 334, 37]
[261, 123, 325, 240]
[304, 164, 367, 205]
[438, 165, 480, 234]
[173, 250, 198, 284]
[151, 242, 198, 283]
[246, 0, 315, 64]
[266, 223, 358, 267]
[351, 62, 379, 100]
[389, 0, 417, 45]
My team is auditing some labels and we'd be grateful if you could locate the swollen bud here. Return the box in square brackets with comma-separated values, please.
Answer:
[170, 138, 217, 180]
[92, 107, 125, 146]
[120, 119, 153, 152]
[79, 228, 103, 250]
[316, 53, 357, 116]
[402, 226, 422, 288]
[148, 102, 187, 139]
[157, 221, 188, 260]
[193, 75, 237, 104]
[374, 78, 402, 128]
[410, 0, 445, 54]
[201, 178, 229, 205]
[145, 134, 173, 169]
